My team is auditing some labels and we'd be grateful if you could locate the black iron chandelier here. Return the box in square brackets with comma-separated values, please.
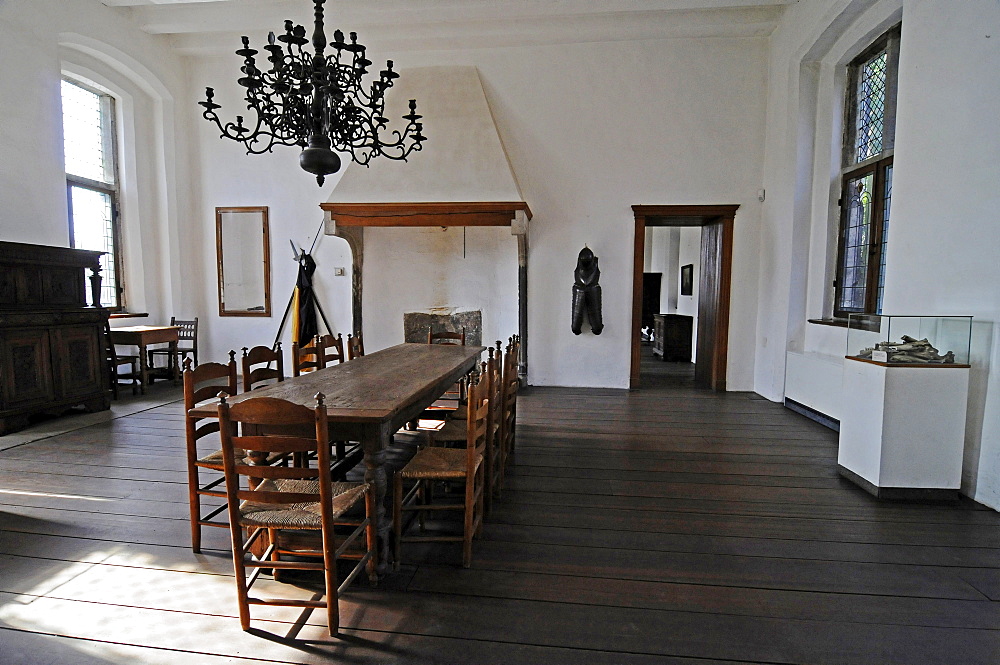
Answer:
[199, 0, 425, 185]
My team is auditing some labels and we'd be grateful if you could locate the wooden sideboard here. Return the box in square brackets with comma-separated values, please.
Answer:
[652, 313, 693, 362]
[0, 241, 110, 434]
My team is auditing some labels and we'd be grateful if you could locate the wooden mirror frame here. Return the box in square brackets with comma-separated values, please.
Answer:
[215, 206, 272, 317]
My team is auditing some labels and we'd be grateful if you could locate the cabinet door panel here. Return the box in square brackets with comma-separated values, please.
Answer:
[1, 329, 54, 406]
[53, 325, 104, 399]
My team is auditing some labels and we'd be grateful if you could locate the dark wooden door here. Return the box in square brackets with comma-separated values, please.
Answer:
[0, 329, 54, 407]
[641, 272, 662, 331]
[695, 218, 732, 390]
[53, 324, 104, 399]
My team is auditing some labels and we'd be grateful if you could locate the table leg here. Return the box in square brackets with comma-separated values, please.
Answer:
[362, 423, 392, 575]
[170, 341, 180, 384]
[137, 343, 149, 395]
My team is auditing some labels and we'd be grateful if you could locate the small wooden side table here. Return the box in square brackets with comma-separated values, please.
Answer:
[109, 325, 180, 394]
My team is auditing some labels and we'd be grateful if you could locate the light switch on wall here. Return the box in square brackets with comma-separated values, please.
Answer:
[334, 267, 346, 276]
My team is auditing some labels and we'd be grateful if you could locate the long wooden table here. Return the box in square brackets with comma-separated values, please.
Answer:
[188, 342, 484, 573]
[109, 325, 180, 394]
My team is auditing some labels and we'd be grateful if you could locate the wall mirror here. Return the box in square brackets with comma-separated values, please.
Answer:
[216, 206, 271, 316]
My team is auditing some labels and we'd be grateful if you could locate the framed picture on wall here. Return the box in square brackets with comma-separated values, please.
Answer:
[680, 264, 693, 296]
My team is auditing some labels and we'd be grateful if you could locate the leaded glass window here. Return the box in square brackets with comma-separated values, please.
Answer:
[62, 78, 123, 309]
[854, 50, 887, 163]
[833, 27, 899, 317]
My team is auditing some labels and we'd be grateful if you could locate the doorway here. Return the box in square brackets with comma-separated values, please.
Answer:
[630, 205, 738, 390]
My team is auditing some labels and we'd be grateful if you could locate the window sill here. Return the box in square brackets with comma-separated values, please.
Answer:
[110, 312, 149, 319]
[807, 318, 850, 329]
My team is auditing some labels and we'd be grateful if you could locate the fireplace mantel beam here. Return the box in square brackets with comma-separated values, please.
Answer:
[320, 201, 531, 227]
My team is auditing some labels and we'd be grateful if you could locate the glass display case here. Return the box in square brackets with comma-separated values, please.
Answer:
[846, 314, 972, 366]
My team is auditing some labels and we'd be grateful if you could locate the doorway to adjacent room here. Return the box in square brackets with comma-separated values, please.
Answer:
[630, 205, 738, 390]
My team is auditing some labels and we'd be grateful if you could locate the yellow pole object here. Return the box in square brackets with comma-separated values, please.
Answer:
[291, 287, 301, 344]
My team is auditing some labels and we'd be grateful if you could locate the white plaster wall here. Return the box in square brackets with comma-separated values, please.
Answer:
[386, 39, 767, 389]
[0, 0, 187, 324]
[663, 229, 681, 313]
[644, 227, 679, 313]
[676, 226, 701, 360]
[882, 0, 1000, 508]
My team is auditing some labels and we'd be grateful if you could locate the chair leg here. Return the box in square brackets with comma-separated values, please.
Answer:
[417, 480, 427, 532]
[230, 525, 252, 631]
[463, 474, 475, 568]
[316, 524, 339, 637]
[393, 473, 403, 571]
[188, 482, 202, 553]
[186, 419, 204, 553]
[364, 490, 378, 584]
[483, 442, 494, 515]
[476, 467, 485, 538]
[268, 527, 283, 582]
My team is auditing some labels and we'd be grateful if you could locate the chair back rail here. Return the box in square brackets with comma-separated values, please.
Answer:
[291, 335, 327, 376]
[321, 333, 346, 365]
[347, 333, 365, 359]
[428, 326, 466, 346]
[467, 370, 490, 471]
[242, 343, 284, 391]
[150, 316, 198, 368]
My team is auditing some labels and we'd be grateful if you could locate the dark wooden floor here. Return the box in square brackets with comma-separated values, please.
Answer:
[1, 353, 999, 664]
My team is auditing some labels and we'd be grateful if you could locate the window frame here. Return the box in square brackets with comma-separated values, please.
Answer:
[62, 77, 126, 311]
[832, 26, 900, 319]
[834, 155, 893, 317]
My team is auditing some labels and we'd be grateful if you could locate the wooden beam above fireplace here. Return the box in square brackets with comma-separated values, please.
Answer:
[320, 201, 532, 227]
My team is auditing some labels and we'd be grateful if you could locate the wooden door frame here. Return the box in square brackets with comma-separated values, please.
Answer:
[630, 204, 739, 390]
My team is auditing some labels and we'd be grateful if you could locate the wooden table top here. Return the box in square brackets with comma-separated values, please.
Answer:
[110, 326, 180, 346]
[189, 342, 484, 423]
[111, 325, 180, 333]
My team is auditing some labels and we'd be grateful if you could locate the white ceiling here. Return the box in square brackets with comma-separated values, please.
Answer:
[100, 0, 795, 54]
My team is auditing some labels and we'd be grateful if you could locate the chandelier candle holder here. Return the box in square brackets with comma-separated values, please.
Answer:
[199, 0, 425, 185]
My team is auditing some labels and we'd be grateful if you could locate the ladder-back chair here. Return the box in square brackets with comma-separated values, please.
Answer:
[431, 346, 503, 512]
[242, 343, 284, 392]
[217, 393, 376, 635]
[393, 370, 488, 569]
[428, 326, 466, 346]
[149, 316, 198, 371]
[104, 319, 139, 398]
[499, 336, 520, 475]
[320, 333, 346, 365]
[291, 335, 326, 376]
[182, 352, 237, 553]
[427, 326, 467, 406]
[347, 333, 365, 359]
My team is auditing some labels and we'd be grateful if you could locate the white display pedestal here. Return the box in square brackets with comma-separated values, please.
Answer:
[838, 358, 969, 500]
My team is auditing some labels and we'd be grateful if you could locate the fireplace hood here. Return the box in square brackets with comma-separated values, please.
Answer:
[322, 66, 530, 381]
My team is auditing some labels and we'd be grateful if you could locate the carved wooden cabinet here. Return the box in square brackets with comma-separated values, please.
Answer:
[0, 241, 110, 434]
[652, 313, 693, 362]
